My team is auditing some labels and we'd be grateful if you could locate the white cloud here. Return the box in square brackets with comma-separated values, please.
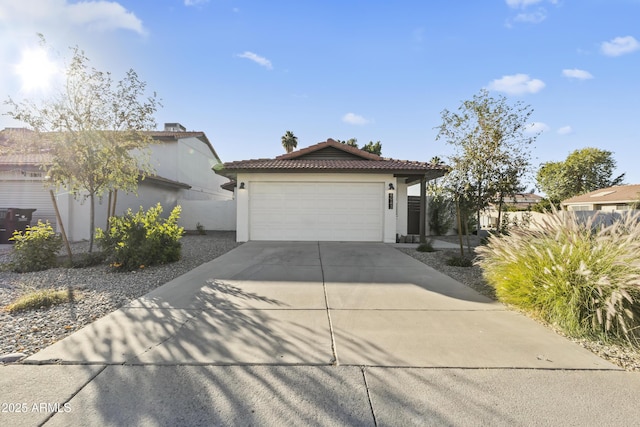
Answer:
[67, 1, 145, 34]
[601, 36, 640, 57]
[506, 0, 557, 8]
[513, 10, 547, 24]
[342, 113, 371, 126]
[525, 122, 550, 134]
[0, 0, 145, 34]
[506, 0, 544, 8]
[236, 51, 273, 69]
[487, 73, 545, 95]
[184, 0, 209, 6]
[557, 126, 573, 135]
[562, 68, 594, 80]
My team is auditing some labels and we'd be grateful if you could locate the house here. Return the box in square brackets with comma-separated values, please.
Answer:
[561, 184, 640, 211]
[215, 138, 447, 242]
[0, 123, 232, 241]
[480, 192, 543, 229]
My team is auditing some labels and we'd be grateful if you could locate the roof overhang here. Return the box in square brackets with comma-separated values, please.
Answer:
[142, 174, 191, 190]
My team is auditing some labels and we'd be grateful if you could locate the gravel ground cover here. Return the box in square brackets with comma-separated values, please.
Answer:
[3, 232, 639, 371]
[0, 232, 240, 359]
[400, 235, 640, 372]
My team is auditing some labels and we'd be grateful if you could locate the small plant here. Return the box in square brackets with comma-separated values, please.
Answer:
[476, 209, 640, 345]
[196, 222, 206, 235]
[417, 239, 436, 252]
[446, 256, 473, 267]
[97, 203, 184, 271]
[5, 288, 74, 313]
[9, 221, 62, 273]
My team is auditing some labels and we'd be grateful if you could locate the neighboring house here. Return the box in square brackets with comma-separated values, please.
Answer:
[216, 138, 447, 243]
[480, 192, 543, 229]
[0, 123, 231, 241]
[561, 184, 640, 211]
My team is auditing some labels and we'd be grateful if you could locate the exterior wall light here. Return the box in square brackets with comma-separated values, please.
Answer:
[388, 183, 395, 191]
[239, 182, 245, 190]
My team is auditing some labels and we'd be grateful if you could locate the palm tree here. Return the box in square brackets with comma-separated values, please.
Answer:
[281, 131, 298, 153]
[429, 156, 444, 166]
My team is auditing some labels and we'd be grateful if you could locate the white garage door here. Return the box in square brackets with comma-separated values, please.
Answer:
[0, 181, 57, 230]
[250, 182, 384, 241]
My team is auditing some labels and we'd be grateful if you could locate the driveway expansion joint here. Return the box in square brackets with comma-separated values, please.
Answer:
[360, 366, 379, 427]
[318, 241, 339, 366]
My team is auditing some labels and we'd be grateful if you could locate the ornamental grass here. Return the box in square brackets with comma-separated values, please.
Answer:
[475, 209, 640, 345]
[5, 288, 74, 313]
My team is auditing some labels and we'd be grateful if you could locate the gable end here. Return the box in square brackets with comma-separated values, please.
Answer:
[296, 146, 366, 160]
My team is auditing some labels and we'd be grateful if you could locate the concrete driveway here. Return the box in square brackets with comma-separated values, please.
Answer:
[3, 241, 640, 426]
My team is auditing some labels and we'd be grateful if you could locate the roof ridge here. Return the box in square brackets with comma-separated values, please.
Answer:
[276, 138, 382, 161]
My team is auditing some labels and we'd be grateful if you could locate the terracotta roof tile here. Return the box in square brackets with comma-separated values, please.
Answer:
[276, 138, 382, 161]
[0, 152, 52, 166]
[222, 158, 445, 171]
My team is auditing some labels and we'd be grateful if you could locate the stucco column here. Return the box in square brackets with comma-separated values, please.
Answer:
[419, 175, 426, 243]
[236, 174, 249, 242]
[396, 180, 408, 237]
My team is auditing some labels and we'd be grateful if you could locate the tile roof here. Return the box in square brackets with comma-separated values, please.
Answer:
[222, 158, 442, 170]
[0, 128, 222, 163]
[562, 184, 640, 205]
[0, 152, 52, 166]
[220, 139, 448, 176]
[276, 138, 382, 161]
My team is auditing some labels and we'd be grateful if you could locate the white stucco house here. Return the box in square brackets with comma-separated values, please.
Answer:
[561, 184, 640, 212]
[215, 139, 447, 243]
[0, 123, 232, 241]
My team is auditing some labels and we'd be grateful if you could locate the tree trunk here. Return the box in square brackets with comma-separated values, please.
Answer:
[49, 190, 72, 261]
[111, 189, 118, 217]
[456, 196, 464, 258]
[464, 214, 471, 255]
[476, 184, 482, 237]
[106, 191, 112, 229]
[89, 193, 95, 253]
[496, 192, 504, 232]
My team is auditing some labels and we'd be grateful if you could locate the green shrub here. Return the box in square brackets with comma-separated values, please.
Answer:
[97, 203, 184, 271]
[5, 288, 74, 313]
[476, 210, 640, 345]
[417, 240, 436, 252]
[9, 221, 62, 273]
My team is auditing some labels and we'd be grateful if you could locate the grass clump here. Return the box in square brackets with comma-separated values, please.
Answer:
[476, 209, 640, 345]
[5, 288, 74, 313]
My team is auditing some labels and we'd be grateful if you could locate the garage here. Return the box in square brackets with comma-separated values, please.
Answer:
[0, 179, 57, 230]
[217, 138, 447, 243]
[249, 181, 384, 241]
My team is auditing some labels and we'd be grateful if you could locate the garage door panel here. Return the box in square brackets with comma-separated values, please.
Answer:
[249, 182, 383, 241]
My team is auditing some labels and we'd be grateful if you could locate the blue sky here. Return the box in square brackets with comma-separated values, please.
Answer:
[1, 0, 639, 190]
